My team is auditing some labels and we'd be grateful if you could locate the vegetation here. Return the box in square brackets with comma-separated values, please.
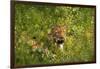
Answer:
[15, 3, 95, 66]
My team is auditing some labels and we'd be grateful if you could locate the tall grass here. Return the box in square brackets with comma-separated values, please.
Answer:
[15, 3, 95, 66]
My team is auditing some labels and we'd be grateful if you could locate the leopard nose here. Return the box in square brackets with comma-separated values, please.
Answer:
[59, 37, 64, 40]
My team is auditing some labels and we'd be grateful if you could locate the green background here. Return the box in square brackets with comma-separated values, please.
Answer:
[15, 3, 95, 66]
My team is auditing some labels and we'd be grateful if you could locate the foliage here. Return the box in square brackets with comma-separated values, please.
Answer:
[15, 3, 95, 66]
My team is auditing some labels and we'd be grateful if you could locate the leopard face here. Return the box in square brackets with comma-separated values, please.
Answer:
[48, 25, 66, 50]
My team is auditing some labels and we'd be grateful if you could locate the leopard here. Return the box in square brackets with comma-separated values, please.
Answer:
[48, 24, 67, 51]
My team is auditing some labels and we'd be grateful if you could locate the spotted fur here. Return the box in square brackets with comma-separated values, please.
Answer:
[48, 25, 66, 50]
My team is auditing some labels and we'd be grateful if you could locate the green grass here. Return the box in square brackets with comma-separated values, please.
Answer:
[15, 3, 95, 66]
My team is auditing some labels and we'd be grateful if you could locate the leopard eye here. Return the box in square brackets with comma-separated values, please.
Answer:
[55, 30, 58, 33]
